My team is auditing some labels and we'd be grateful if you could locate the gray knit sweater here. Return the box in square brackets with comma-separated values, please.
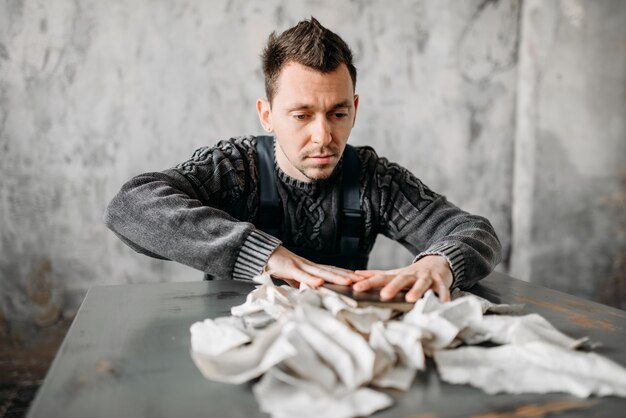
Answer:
[104, 135, 501, 289]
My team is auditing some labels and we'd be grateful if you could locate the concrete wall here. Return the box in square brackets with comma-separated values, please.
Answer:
[1, 0, 624, 338]
[511, 0, 626, 306]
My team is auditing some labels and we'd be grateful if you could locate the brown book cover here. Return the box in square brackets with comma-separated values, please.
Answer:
[320, 284, 414, 312]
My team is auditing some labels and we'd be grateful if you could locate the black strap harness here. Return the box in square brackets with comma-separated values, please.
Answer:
[255, 136, 369, 271]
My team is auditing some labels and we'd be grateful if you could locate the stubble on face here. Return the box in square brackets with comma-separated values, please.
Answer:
[282, 142, 342, 181]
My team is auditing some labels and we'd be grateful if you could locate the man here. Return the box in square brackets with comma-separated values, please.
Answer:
[105, 18, 501, 303]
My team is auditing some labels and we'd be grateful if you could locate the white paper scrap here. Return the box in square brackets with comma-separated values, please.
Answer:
[296, 303, 375, 389]
[434, 341, 626, 397]
[321, 292, 394, 334]
[253, 368, 393, 418]
[451, 288, 525, 314]
[459, 313, 587, 349]
[191, 321, 296, 384]
[280, 322, 338, 393]
[189, 318, 251, 356]
[190, 273, 626, 418]
[403, 290, 483, 350]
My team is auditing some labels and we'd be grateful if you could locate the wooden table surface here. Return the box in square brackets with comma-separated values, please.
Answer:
[27, 272, 626, 417]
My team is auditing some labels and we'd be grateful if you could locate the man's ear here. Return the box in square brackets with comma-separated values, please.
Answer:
[352, 94, 359, 127]
[256, 98, 273, 133]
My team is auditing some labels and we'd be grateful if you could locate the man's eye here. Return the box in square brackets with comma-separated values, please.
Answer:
[334, 113, 348, 119]
[293, 114, 307, 121]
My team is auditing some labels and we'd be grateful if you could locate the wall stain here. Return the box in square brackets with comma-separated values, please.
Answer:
[515, 295, 618, 331]
[34, 303, 61, 328]
[26, 259, 62, 327]
[27, 260, 53, 306]
[597, 171, 626, 309]
[470, 399, 598, 418]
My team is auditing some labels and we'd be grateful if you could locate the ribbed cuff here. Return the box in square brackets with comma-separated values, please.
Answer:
[413, 242, 465, 288]
[232, 229, 282, 281]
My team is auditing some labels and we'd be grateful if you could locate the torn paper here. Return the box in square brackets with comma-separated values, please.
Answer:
[321, 291, 394, 334]
[295, 303, 375, 389]
[190, 277, 626, 418]
[190, 318, 251, 356]
[451, 288, 525, 314]
[403, 290, 483, 351]
[191, 320, 296, 384]
[254, 367, 393, 418]
[434, 341, 626, 397]
[458, 313, 588, 348]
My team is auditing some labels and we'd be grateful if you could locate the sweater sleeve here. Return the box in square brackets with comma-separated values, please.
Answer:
[103, 136, 281, 280]
[362, 147, 502, 290]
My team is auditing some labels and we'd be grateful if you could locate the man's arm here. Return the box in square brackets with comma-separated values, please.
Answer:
[104, 137, 281, 280]
[104, 136, 357, 284]
[353, 147, 502, 300]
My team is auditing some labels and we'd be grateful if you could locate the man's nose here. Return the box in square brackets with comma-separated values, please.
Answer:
[310, 116, 332, 146]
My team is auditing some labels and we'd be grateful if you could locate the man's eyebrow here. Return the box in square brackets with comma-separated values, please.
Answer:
[286, 100, 353, 112]
[329, 100, 353, 110]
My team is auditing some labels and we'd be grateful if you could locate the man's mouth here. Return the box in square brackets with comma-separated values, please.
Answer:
[307, 154, 335, 164]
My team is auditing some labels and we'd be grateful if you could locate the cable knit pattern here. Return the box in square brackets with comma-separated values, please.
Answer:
[175, 135, 259, 221]
[105, 136, 502, 288]
[275, 165, 342, 252]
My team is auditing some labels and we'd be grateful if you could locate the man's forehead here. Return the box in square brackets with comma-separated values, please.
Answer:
[273, 62, 354, 109]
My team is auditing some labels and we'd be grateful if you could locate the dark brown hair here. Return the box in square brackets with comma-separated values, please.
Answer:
[261, 17, 357, 103]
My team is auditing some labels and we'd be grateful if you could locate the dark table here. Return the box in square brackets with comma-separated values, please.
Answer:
[27, 272, 626, 417]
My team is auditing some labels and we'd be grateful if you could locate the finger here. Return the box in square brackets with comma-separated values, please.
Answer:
[433, 274, 451, 302]
[292, 270, 325, 288]
[354, 270, 385, 278]
[321, 274, 354, 286]
[351, 273, 372, 282]
[380, 275, 416, 301]
[318, 265, 360, 283]
[301, 263, 353, 285]
[405, 275, 433, 302]
[352, 275, 391, 292]
[320, 264, 356, 276]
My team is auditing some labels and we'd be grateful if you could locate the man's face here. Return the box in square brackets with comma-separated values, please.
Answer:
[257, 62, 359, 182]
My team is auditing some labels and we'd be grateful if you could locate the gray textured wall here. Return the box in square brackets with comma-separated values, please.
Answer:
[1, 0, 624, 337]
[511, 0, 626, 306]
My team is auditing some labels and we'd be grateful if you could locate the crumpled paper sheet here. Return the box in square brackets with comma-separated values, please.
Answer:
[434, 341, 626, 397]
[190, 318, 251, 356]
[451, 288, 525, 314]
[190, 274, 626, 418]
[191, 320, 296, 384]
[458, 313, 589, 348]
[254, 366, 393, 418]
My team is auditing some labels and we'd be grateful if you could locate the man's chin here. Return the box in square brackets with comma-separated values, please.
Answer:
[302, 166, 336, 181]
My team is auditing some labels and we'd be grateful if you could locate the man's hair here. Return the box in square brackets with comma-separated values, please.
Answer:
[261, 17, 357, 104]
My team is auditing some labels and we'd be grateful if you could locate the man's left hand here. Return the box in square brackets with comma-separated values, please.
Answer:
[352, 255, 453, 302]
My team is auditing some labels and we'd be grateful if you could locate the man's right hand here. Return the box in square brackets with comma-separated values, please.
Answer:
[265, 245, 357, 288]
